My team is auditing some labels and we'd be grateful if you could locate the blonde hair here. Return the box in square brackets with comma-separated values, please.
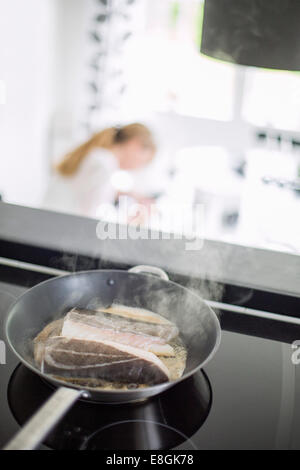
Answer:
[56, 123, 156, 177]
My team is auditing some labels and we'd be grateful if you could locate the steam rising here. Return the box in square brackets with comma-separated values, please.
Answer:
[13, 220, 223, 387]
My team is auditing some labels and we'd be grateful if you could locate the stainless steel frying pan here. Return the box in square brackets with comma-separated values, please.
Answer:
[3, 265, 221, 450]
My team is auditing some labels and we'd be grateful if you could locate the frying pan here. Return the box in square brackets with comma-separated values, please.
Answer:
[3, 265, 221, 450]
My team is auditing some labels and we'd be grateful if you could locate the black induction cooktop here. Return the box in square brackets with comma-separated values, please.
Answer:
[1, 266, 300, 450]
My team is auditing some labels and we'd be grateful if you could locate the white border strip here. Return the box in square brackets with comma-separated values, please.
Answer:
[0, 80, 6, 105]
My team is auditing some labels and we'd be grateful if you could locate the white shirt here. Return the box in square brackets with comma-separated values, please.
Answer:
[42, 149, 118, 218]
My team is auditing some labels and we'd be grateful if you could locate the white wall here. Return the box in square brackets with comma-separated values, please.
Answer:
[51, 0, 89, 157]
[0, 0, 56, 206]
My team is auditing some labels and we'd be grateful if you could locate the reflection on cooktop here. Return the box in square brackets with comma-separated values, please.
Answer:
[8, 365, 212, 450]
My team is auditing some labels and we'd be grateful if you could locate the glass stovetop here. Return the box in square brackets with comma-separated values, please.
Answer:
[1, 273, 300, 450]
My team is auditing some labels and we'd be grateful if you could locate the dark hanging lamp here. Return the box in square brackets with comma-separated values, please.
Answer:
[200, 0, 300, 71]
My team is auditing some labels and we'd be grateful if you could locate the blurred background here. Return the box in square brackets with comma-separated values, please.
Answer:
[1, 0, 300, 253]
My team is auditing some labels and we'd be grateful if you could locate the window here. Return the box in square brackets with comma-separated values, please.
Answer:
[122, 0, 236, 121]
[243, 68, 300, 131]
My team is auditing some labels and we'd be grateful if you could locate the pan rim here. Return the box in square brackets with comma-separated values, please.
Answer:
[5, 269, 221, 398]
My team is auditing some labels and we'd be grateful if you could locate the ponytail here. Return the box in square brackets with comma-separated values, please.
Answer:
[56, 123, 155, 177]
[56, 127, 117, 176]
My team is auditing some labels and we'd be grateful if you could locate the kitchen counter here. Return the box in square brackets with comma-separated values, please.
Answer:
[0, 202, 299, 298]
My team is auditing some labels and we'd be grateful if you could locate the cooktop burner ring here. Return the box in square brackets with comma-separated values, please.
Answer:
[79, 419, 199, 450]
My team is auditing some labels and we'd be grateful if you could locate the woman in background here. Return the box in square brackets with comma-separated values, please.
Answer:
[43, 123, 156, 218]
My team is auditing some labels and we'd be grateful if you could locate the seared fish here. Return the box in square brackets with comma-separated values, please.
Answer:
[71, 308, 178, 340]
[62, 310, 175, 357]
[42, 336, 170, 385]
[101, 304, 173, 325]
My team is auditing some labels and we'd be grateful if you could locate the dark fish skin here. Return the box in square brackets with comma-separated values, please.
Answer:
[71, 308, 179, 341]
[42, 337, 170, 385]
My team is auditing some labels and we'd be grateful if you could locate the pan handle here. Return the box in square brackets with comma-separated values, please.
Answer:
[3, 387, 84, 450]
[128, 265, 169, 281]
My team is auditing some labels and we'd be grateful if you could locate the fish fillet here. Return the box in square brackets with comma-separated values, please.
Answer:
[34, 319, 63, 365]
[101, 304, 172, 325]
[70, 308, 178, 341]
[42, 336, 170, 385]
[62, 311, 175, 357]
